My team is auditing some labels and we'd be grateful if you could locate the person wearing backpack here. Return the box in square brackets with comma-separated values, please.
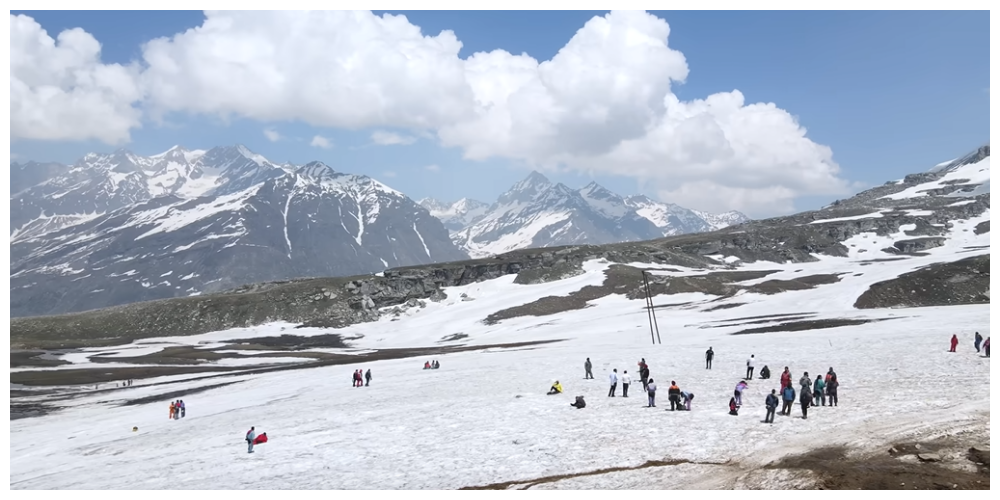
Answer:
[813, 375, 826, 406]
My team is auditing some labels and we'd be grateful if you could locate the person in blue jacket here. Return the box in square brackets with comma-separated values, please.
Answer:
[780, 385, 796, 416]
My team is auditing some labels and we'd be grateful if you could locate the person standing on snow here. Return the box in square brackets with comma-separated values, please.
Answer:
[780, 367, 792, 389]
[365, 369, 372, 386]
[974, 332, 983, 353]
[246, 427, 256, 454]
[764, 389, 779, 423]
[781, 385, 796, 416]
[734, 380, 748, 406]
[584, 358, 594, 379]
[799, 385, 813, 419]
[813, 375, 826, 406]
[799, 372, 811, 393]
[169, 402, 175, 420]
[646, 379, 657, 407]
[984, 337, 990, 357]
[608, 369, 619, 397]
[622, 371, 632, 397]
[640, 364, 650, 392]
[706, 347, 715, 370]
[179, 400, 186, 418]
[668, 381, 682, 411]
[950, 334, 959, 352]
[826, 371, 839, 407]
[746, 355, 756, 380]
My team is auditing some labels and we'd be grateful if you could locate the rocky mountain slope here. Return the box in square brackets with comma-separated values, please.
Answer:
[10, 145, 467, 317]
[10, 146, 989, 348]
[429, 172, 749, 258]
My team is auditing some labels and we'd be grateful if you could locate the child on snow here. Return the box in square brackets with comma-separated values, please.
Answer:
[734, 381, 748, 406]
[729, 397, 740, 416]
[646, 379, 657, 408]
[570, 396, 586, 409]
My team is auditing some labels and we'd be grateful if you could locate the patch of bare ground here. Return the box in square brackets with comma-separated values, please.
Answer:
[438, 333, 469, 343]
[703, 303, 745, 312]
[121, 382, 244, 406]
[459, 458, 728, 490]
[858, 257, 909, 266]
[768, 440, 989, 490]
[854, 255, 990, 309]
[708, 312, 819, 323]
[731, 317, 897, 335]
[10, 339, 565, 387]
[700, 315, 815, 329]
[744, 274, 844, 295]
[10, 350, 72, 368]
[483, 266, 788, 325]
[973, 220, 989, 234]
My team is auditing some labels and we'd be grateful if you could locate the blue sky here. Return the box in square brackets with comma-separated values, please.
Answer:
[10, 10, 990, 217]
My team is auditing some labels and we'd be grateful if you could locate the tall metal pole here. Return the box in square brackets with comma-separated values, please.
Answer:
[642, 271, 662, 345]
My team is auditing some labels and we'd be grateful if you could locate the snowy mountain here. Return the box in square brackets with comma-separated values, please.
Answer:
[9, 147, 991, 490]
[418, 197, 490, 232]
[443, 172, 749, 258]
[9, 145, 467, 317]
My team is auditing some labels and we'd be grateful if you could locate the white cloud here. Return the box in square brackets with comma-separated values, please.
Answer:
[263, 128, 281, 142]
[425, 164, 441, 173]
[10, 14, 143, 145]
[382, 171, 398, 178]
[11, 10, 853, 216]
[310, 135, 333, 149]
[371, 130, 417, 146]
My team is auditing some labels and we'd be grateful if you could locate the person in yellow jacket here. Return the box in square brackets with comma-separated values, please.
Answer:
[547, 381, 563, 395]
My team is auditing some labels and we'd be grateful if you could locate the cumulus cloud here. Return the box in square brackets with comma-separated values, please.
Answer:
[310, 135, 333, 149]
[425, 164, 441, 173]
[263, 127, 281, 142]
[371, 130, 417, 146]
[10, 10, 851, 215]
[10, 14, 143, 144]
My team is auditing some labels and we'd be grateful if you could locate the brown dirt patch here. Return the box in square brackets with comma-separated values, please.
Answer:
[460, 458, 725, 490]
[770, 443, 989, 490]
[731, 317, 896, 335]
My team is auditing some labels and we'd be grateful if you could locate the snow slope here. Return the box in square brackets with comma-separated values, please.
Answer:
[10, 207, 991, 489]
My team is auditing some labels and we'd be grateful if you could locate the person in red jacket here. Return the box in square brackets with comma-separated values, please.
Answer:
[950, 334, 959, 352]
[253, 432, 268, 445]
[780, 367, 791, 389]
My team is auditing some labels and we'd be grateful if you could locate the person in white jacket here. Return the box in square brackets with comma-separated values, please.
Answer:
[608, 369, 618, 397]
[621, 371, 632, 398]
[746, 355, 756, 380]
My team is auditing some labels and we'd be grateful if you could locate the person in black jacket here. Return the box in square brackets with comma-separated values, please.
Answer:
[639, 365, 650, 392]
[667, 381, 682, 411]
[764, 389, 778, 424]
[799, 385, 813, 419]
[705, 347, 714, 370]
[570, 396, 586, 409]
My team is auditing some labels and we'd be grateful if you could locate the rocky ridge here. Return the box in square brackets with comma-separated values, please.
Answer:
[10, 147, 990, 349]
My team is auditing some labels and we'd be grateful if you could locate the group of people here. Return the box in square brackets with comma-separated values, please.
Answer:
[568, 352, 844, 425]
[953, 332, 990, 356]
[754, 367, 840, 423]
[352, 369, 372, 387]
[168, 400, 186, 420]
[116, 380, 134, 388]
[423, 360, 442, 370]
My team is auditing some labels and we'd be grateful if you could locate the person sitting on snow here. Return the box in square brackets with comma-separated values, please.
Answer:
[729, 397, 740, 416]
[759, 366, 771, 380]
[570, 396, 586, 409]
[547, 381, 563, 395]
[424, 361, 431, 370]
